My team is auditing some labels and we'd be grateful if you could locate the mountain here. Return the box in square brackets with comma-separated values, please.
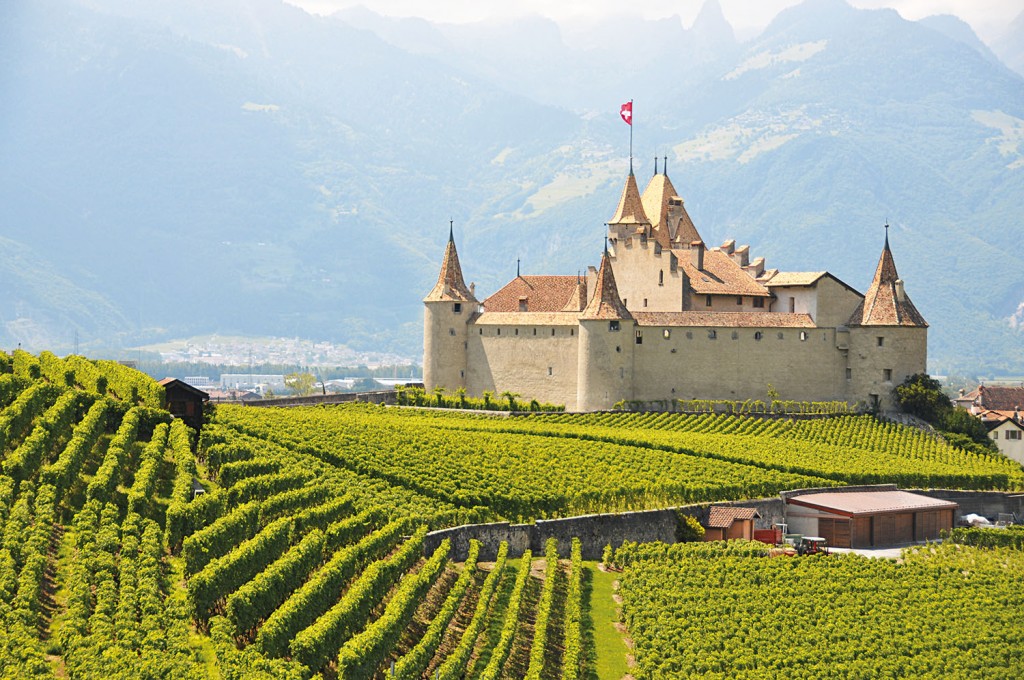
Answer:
[1, 0, 1023, 376]
[991, 10, 1024, 78]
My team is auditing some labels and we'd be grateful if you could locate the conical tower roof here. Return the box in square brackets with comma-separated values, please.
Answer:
[641, 172, 678, 231]
[847, 232, 927, 327]
[581, 250, 632, 320]
[608, 172, 650, 226]
[424, 228, 476, 303]
[560, 275, 588, 312]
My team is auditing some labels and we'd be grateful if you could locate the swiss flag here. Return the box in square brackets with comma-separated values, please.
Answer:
[620, 101, 633, 125]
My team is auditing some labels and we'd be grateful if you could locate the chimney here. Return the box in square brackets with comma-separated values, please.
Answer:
[958, 388, 965, 397]
[895, 279, 906, 302]
[690, 241, 704, 270]
[470, 282, 476, 297]
[720, 239, 735, 255]
[733, 244, 750, 267]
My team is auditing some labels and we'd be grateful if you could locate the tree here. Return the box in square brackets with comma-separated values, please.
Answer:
[499, 391, 520, 411]
[894, 373, 951, 425]
[284, 372, 316, 397]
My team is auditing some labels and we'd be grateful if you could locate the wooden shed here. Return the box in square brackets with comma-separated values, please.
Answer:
[703, 506, 760, 541]
[159, 378, 209, 435]
[785, 490, 957, 548]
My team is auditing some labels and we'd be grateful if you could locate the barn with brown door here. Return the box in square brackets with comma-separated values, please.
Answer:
[785, 490, 957, 548]
[702, 506, 760, 541]
[159, 378, 209, 436]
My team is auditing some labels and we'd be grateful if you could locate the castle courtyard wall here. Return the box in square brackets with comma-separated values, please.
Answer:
[466, 322, 580, 409]
[632, 325, 848, 403]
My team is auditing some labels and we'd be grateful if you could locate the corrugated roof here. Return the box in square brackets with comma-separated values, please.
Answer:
[675, 249, 772, 297]
[581, 251, 632, 320]
[706, 506, 760, 528]
[847, 236, 927, 327]
[483, 276, 582, 313]
[424, 235, 476, 303]
[632, 311, 815, 328]
[787, 490, 957, 517]
[473, 312, 580, 326]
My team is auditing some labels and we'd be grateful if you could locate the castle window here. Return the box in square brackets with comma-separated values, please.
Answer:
[877, 336, 884, 347]
[736, 296, 743, 306]
[789, 297, 796, 313]
[519, 299, 528, 312]
[708, 330, 717, 340]
[663, 329, 671, 339]
[623, 298, 628, 307]
[609, 321, 620, 332]
[754, 331, 763, 341]
[497, 328, 501, 336]
[778, 332, 784, 340]
[515, 328, 519, 336]
[799, 331, 808, 341]
[620, 367, 624, 379]
[705, 295, 713, 307]
[616, 346, 621, 353]
[686, 331, 693, 339]
[846, 368, 852, 380]
[464, 341, 467, 349]
[449, 328, 456, 336]
[883, 368, 893, 382]
[635, 331, 643, 345]
[533, 328, 537, 336]
[548, 367, 553, 376]
[731, 331, 739, 340]
[753, 298, 765, 308]
[659, 270, 664, 286]
[643, 298, 648, 307]
[460, 370, 464, 378]
[551, 328, 555, 336]
[479, 328, 483, 335]
[570, 329, 574, 336]
[453, 303, 462, 314]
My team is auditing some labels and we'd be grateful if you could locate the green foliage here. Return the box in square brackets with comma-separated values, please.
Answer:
[394, 540, 481, 678]
[946, 525, 1024, 550]
[283, 372, 317, 397]
[395, 385, 564, 412]
[182, 501, 261, 576]
[675, 513, 705, 543]
[562, 537, 584, 680]
[895, 373, 950, 424]
[618, 541, 1024, 678]
[86, 407, 142, 502]
[525, 538, 560, 680]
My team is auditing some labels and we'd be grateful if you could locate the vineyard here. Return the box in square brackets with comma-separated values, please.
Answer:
[614, 540, 1024, 679]
[1, 348, 1023, 678]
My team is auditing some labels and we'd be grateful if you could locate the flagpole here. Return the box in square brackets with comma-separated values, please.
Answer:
[629, 99, 633, 174]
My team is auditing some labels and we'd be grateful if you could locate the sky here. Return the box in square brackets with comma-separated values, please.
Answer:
[287, 0, 1020, 43]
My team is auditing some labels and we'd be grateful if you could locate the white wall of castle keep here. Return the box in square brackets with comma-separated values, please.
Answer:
[847, 326, 927, 410]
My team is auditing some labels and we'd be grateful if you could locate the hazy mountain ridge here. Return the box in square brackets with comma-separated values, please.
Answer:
[2, 0, 1022, 375]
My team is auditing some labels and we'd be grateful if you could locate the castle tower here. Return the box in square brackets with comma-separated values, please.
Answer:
[845, 229, 928, 410]
[607, 169, 650, 242]
[423, 224, 476, 394]
[577, 249, 635, 411]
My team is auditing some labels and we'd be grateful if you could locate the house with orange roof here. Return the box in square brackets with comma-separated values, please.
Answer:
[424, 166, 927, 411]
[955, 385, 1024, 464]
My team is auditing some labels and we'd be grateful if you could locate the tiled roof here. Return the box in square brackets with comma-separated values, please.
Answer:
[424, 236, 476, 303]
[581, 251, 632, 320]
[483, 276, 583, 313]
[706, 506, 760, 529]
[640, 173, 677, 231]
[608, 173, 650, 225]
[764, 272, 827, 287]
[787, 490, 957, 517]
[847, 237, 927, 327]
[675, 249, 772, 297]
[976, 386, 1024, 412]
[632, 311, 815, 328]
[561, 278, 588, 312]
[473, 312, 580, 326]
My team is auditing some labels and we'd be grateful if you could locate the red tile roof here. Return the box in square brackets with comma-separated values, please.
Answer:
[675, 249, 772, 297]
[975, 386, 1024, 412]
[706, 506, 760, 529]
[483, 276, 583, 313]
[787, 490, 957, 517]
[473, 312, 580, 326]
[424, 236, 476, 303]
[633, 312, 815, 328]
[608, 173, 650, 225]
[581, 251, 632, 320]
[847, 237, 927, 327]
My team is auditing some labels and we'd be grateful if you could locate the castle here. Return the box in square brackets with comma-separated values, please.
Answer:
[424, 166, 927, 411]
